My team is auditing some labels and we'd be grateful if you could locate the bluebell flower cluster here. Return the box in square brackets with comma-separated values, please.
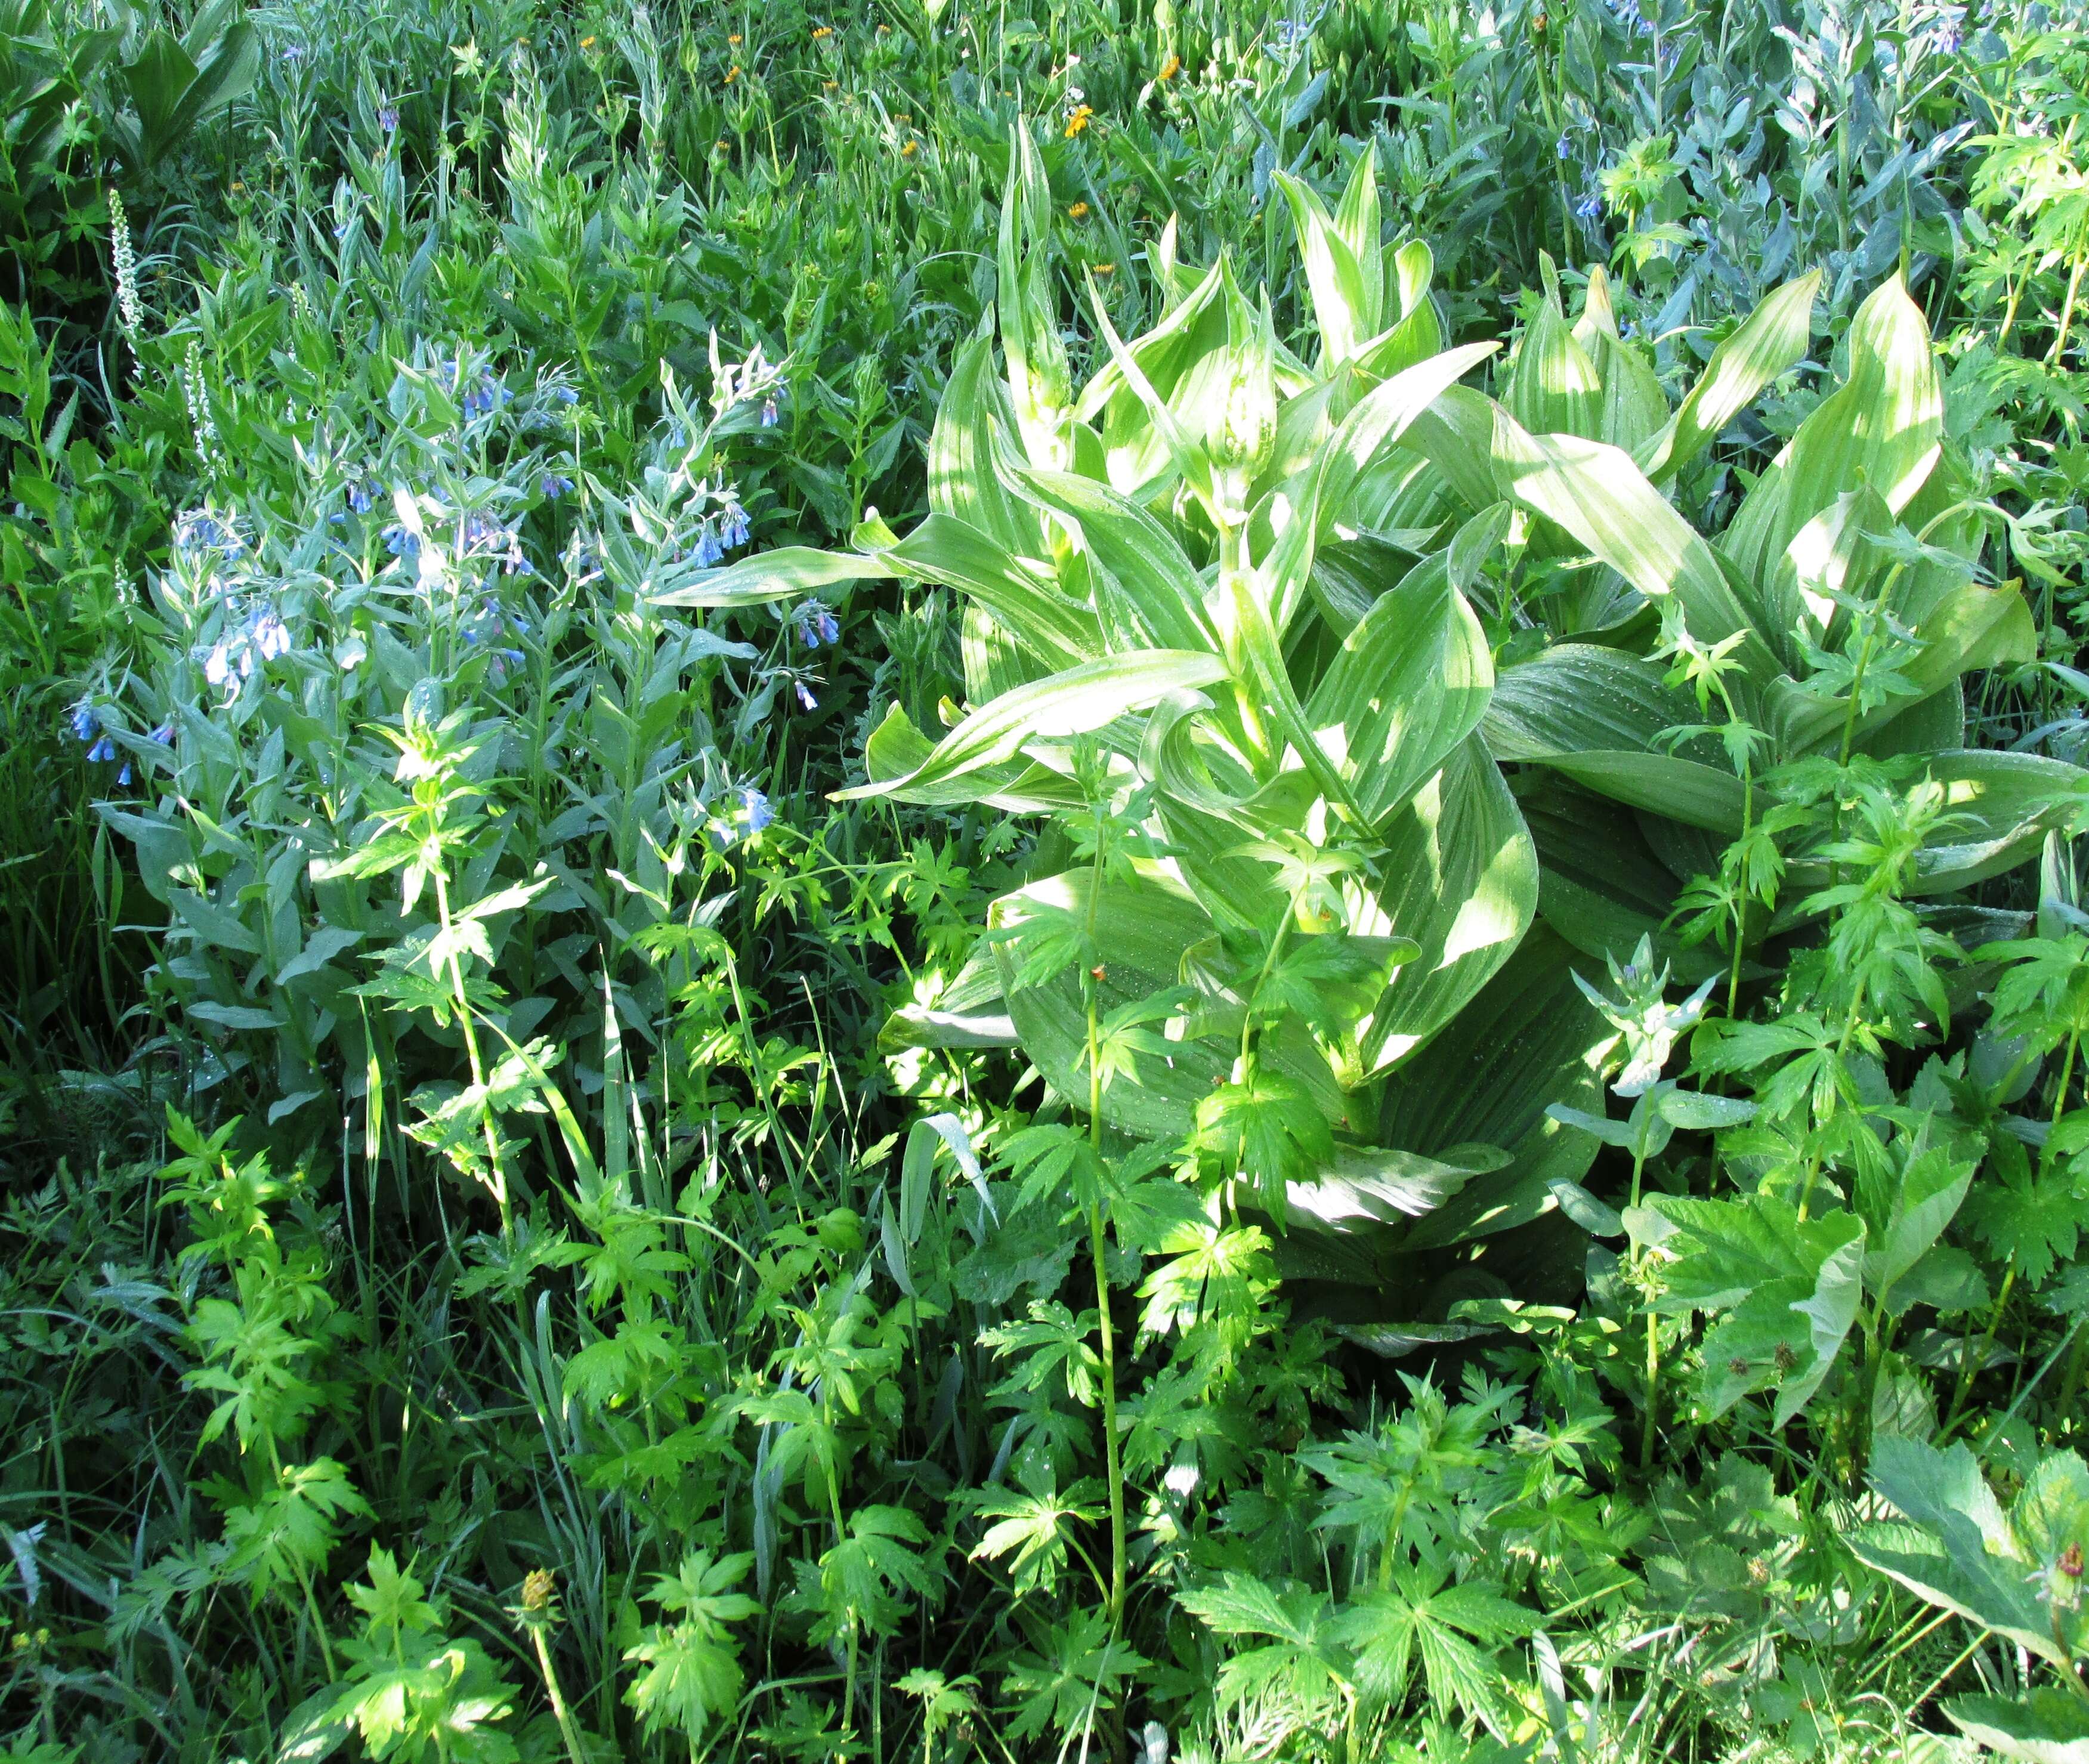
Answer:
[202, 607, 292, 688]
[718, 496, 750, 549]
[174, 508, 242, 561]
[795, 679, 819, 711]
[680, 491, 755, 570]
[738, 787, 773, 833]
[449, 356, 512, 421]
[1574, 190, 1605, 223]
[347, 480, 376, 514]
[383, 522, 421, 560]
[540, 473, 574, 499]
[378, 104, 399, 133]
[71, 701, 120, 769]
[798, 604, 841, 648]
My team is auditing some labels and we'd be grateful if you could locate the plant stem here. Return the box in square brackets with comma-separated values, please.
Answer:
[432, 863, 511, 1235]
[529, 1625, 591, 1764]
[1083, 823, 1126, 1633]
[1631, 1131, 1658, 1478]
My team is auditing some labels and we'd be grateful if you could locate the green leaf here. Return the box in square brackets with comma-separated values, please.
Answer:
[1504, 265, 1602, 440]
[929, 326, 1047, 554]
[1489, 412, 1776, 679]
[1275, 160, 1382, 365]
[1485, 646, 1746, 835]
[987, 867, 1345, 1141]
[1386, 925, 1609, 1250]
[1946, 1691, 2089, 1763]
[168, 887, 261, 955]
[1866, 1145, 1976, 1300]
[1853, 1436, 2080, 1664]
[1284, 1145, 1478, 1236]
[1726, 276, 1945, 592]
[854, 702, 1089, 813]
[651, 544, 895, 608]
[1780, 1217, 1865, 1425]
[881, 512, 1105, 668]
[834, 650, 1230, 804]
[1912, 751, 2087, 895]
[1006, 465, 1219, 655]
[1637, 271, 1821, 483]
[1302, 560, 1493, 827]
[1351, 737, 1538, 1073]
[1265, 342, 1503, 631]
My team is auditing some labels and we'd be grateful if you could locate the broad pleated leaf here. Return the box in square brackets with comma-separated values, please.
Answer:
[1006, 465, 1220, 655]
[1303, 557, 1492, 826]
[1725, 276, 1943, 591]
[1352, 737, 1539, 1071]
[1637, 271, 1821, 483]
[1485, 645, 1746, 835]
[1489, 413, 1776, 678]
[1386, 925, 1608, 1250]
[988, 867, 1345, 1139]
[929, 327, 1048, 555]
[653, 545, 895, 607]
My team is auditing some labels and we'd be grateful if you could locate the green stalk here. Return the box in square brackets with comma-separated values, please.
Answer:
[1630, 1116, 1658, 1478]
[527, 1624, 591, 1764]
[431, 860, 511, 1235]
[1082, 821, 1126, 1633]
[1726, 750, 1756, 1022]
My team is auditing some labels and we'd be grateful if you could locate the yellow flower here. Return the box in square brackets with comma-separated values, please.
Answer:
[579, 34, 596, 47]
[1064, 103, 1093, 137]
[1094, 261, 1116, 275]
[1068, 201, 1089, 219]
[812, 23, 832, 36]
[1159, 51, 1181, 79]
[901, 138, 918, 156]
[728, 31, 741, 44]
[823, 77, 838, 88]
[725, 64, 740, 80]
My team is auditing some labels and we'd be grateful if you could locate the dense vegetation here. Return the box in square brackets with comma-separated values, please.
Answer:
[6, 0, 2089, 1758]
